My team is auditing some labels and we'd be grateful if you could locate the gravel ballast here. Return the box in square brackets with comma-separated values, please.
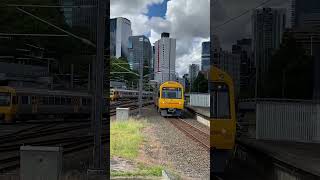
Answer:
[140, 106, 210, 179]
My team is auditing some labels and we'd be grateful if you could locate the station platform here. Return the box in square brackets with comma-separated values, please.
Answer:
[237, 137, 320, 177]
[185, 105, 210, 117]
[185, 105, 210, 127]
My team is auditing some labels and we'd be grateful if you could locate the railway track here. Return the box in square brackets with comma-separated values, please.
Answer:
[0, 134, 109, 172]
[0, 100, 153, 173]
[169, 117, 210, 151]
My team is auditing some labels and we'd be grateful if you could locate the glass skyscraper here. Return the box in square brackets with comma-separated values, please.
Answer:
[127, 35, 152, 73]
[201, 41, 210, 71]
[110, 17, 132, 58]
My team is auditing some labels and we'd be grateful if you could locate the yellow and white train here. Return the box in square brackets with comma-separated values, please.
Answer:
[155, 81, 184, 117]
[210, 66, 237, 174]
[109, 88, 153, 101]
[0, 86, 103, 123]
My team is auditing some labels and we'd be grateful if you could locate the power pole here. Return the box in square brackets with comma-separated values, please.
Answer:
[93, 0, 106, 170]
[70, 64, 74, 88]
[138, 38, 144, 117]
[88, 64, 91, 91]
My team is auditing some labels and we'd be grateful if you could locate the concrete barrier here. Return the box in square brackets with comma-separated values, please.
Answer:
[116, 108, 130, 121]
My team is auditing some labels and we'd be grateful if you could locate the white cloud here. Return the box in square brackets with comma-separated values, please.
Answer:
[176, 37, 209, 76]
[110, 0, 210, 76]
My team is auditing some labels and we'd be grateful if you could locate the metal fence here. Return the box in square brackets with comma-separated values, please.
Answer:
[256, 101, 320, 142]
[188, 93, 210, 107]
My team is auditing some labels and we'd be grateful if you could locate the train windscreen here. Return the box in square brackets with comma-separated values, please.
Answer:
[162, 87, 182, 99]
[0, 92, 10, 106]
[211, 83, 231, 119]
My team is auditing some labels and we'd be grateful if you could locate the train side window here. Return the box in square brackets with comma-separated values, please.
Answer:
[66, 98, 71, 105]
[211, 82, 231, 119]
[82, 98, 87, 105]
[21, 96, 29, 104]
[61, 97, 66, 105]
[49, 96, 54, 105]
[55, 97, 61, 105]
[43, 96, 49, 105]
[12, 96, 17, 105]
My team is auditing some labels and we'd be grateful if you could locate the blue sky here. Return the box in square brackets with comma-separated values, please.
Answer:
[146, 0, 169, 18]
[110, 0, 209, 76]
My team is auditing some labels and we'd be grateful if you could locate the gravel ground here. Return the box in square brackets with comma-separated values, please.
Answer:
[139, 106, 210, 179]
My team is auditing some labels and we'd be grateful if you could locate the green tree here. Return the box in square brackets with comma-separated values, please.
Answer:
[191, 72, 208, 93]
[262, 34, 313, 99]
[111, 57, 139, 87]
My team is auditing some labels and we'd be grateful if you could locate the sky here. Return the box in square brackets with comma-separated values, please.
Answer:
[110, 0, 210, 77]
[212, 0, 291, 50]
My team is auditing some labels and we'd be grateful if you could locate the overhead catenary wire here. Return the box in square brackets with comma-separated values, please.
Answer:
[212, 0, 274, 32]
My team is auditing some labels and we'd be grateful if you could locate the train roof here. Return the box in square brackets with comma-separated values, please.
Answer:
[160, 81, 183, 88]
[211, 66, 233, 84]
[110, 88, 152, 93]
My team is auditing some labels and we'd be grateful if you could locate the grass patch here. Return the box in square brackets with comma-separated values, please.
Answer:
[110, 119, 145, 159]
[111, 164, 163, 177]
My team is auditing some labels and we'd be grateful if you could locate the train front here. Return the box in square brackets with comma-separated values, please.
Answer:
[158, 81, 184, 117]
[210, 66, 236, 175]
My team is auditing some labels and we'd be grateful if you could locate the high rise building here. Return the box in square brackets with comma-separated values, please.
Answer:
[58, 0, 74, 27]
[216, 51, 241, 98]
[182, 73, 189, 90]
[72, 0, 98, 41]
[212, 34, 221, 66]
[110, 17, 132, 58]
[291, 0, 320, 30]
[189, 64, 200, 91]
[151, 45, 155, 78]
[128, 35, 152, 73]
[201, 41, 210, 71]
[252, 7, 286, 78]
[232, 38, 254, 97]
[154, 32, 176, 84]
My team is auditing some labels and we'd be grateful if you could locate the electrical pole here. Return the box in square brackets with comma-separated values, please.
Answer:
[93, 0, 106, 170]
[88, 64, 91, 91]
[70, 64, 74, 89]
[138, 38, 144, 117]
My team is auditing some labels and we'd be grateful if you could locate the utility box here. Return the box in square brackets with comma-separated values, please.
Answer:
[116, 108, 129, 121]
[20, 146, 63, 180]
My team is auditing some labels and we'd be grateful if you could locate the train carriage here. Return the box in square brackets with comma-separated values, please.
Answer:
[0, 86, 104, 123]
[110, 88, 153, 101]
[210, 66, 237, 174]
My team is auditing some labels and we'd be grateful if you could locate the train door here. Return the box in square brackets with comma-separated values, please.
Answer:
[72, 96, 80, 113]
[31, 96, 38, 113]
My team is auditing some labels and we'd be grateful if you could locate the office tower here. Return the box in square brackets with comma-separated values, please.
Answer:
[252, 7, 286, 77]
[128, 35, 152, 74]
[232, 38, 254, 97]
[291, 0, 320, 30]
[110, 17, 132, 58]
[216, 51, 241, 98]
[189, 64, 200, 91]
[154, 32, 176, 84]
[201, 41, 210, 72]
